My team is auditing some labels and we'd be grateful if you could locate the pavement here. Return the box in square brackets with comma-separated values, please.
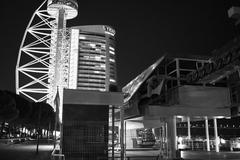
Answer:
[110, 149, 240, 160]
[0, 139, 54, 160]
[1, 141, 240, 160]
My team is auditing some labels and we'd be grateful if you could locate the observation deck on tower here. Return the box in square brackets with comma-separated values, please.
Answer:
[47, 0, 78, 19]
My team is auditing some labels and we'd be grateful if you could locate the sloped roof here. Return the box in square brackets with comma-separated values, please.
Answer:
[122, 56, 165, 104]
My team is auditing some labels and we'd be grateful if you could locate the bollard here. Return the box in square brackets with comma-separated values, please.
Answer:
[174, 149, 184, 160]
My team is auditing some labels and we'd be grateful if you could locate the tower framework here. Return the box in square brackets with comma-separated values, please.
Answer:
[16, 0, 78, 108]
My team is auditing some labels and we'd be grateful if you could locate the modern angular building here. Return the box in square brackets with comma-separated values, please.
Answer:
[121, 36, 240, 159]
[68, 25, 118, 92]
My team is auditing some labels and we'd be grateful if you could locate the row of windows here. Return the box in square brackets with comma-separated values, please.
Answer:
[79, 38, 107, 44]
[79, 51, 106, 57]
[79, 61, 106, 67]
[79, 67, 106, 72]
[80, 32, 115, 41]
[79, 59, 106, 65]
[77, 85, 106, 89]
[78, 63, 98, 67]
[79, 65, 106, 71]
[78, 76, 105, 80]
[80, 52, 106, 59]
[79, 57, 106, 63]
[77, 82, 105, 87]
[79, 45, 106, 52]
[79, 41, 106, 49]
[77, 86, 106, 92]
[78, 70, 106, 76]
[80, 32, 106, 38]
[78, 80, 105, 84]
[78, 74, 106, 79]
[80, 54, 106, 60]
[79, 48, 106, 54]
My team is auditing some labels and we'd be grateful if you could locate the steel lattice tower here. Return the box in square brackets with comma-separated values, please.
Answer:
[16, 0, 78, 109]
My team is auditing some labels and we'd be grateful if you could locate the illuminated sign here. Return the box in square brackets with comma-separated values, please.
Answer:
[103, 26, 115, 36]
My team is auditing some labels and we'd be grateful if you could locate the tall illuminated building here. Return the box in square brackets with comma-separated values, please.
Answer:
[68, 25, 118, 92]
[15, 1, 118, 105]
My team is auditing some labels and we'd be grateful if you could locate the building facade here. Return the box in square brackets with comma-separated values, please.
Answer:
[68, 25, 117, 92]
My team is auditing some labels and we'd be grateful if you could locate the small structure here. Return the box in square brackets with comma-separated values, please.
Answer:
[61, 89, 123, 160]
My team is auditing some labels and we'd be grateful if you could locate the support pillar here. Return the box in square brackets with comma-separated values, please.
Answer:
[205, 116, 210, 151]
[187, 117, 191, 139]
[214, 117, 219, 152]
[120, 106, 125, 160]
[167, 116, 177, 159]
[111, 106, 115, 160]
[159, 118, 167, 159]
[124, 121, 127, 158]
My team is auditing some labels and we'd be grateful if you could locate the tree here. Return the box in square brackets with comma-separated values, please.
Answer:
[0, 90, 18, 122]
[5, 91, 32, 126]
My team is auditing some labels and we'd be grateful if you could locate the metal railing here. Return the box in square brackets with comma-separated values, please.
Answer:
[51, 145, 65, 160]
[108, 156, 158, 160]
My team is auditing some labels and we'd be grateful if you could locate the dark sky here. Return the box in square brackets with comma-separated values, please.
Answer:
[0, 0, 239, 92]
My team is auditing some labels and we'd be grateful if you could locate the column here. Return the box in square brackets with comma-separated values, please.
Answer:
[187, 117, 191, 139]
[120, 106, 125, 160]
[176, 59, 181, 86]
[167, 116, 177, 159]
[214, 117, 219, 152]
[205, 116, 210, 151]
[111, 106, 115, 160]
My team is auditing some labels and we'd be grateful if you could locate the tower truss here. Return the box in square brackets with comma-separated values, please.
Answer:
[16, 0, 78, 109]
[16, 0, 55, 103]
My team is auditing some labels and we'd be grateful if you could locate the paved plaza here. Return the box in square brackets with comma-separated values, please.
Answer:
[1, 141, 240, 160]
[112, 149, 240, 160]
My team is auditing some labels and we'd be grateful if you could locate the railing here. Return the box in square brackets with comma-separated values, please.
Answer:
[51, 145, 65, 160]
[108, 156, 159, 160]
[179, 139, 223, 151]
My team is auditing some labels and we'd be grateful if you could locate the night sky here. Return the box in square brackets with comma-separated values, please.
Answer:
[0, 0, 239, 92]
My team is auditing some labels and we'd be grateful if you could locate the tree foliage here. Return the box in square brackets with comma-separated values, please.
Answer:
[0, 90, 55, 129]
[0, 90, 18, 122]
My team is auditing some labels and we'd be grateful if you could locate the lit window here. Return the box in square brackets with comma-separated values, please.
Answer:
[109, 46, 115, 51]
[79, 36, 86, 39]
[109, 50, 115, 55]
[100, 64, 106, 68]
[89, 43, 96, 48]
[109, 58, 115, 63]
[110, 79, 116, 83]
